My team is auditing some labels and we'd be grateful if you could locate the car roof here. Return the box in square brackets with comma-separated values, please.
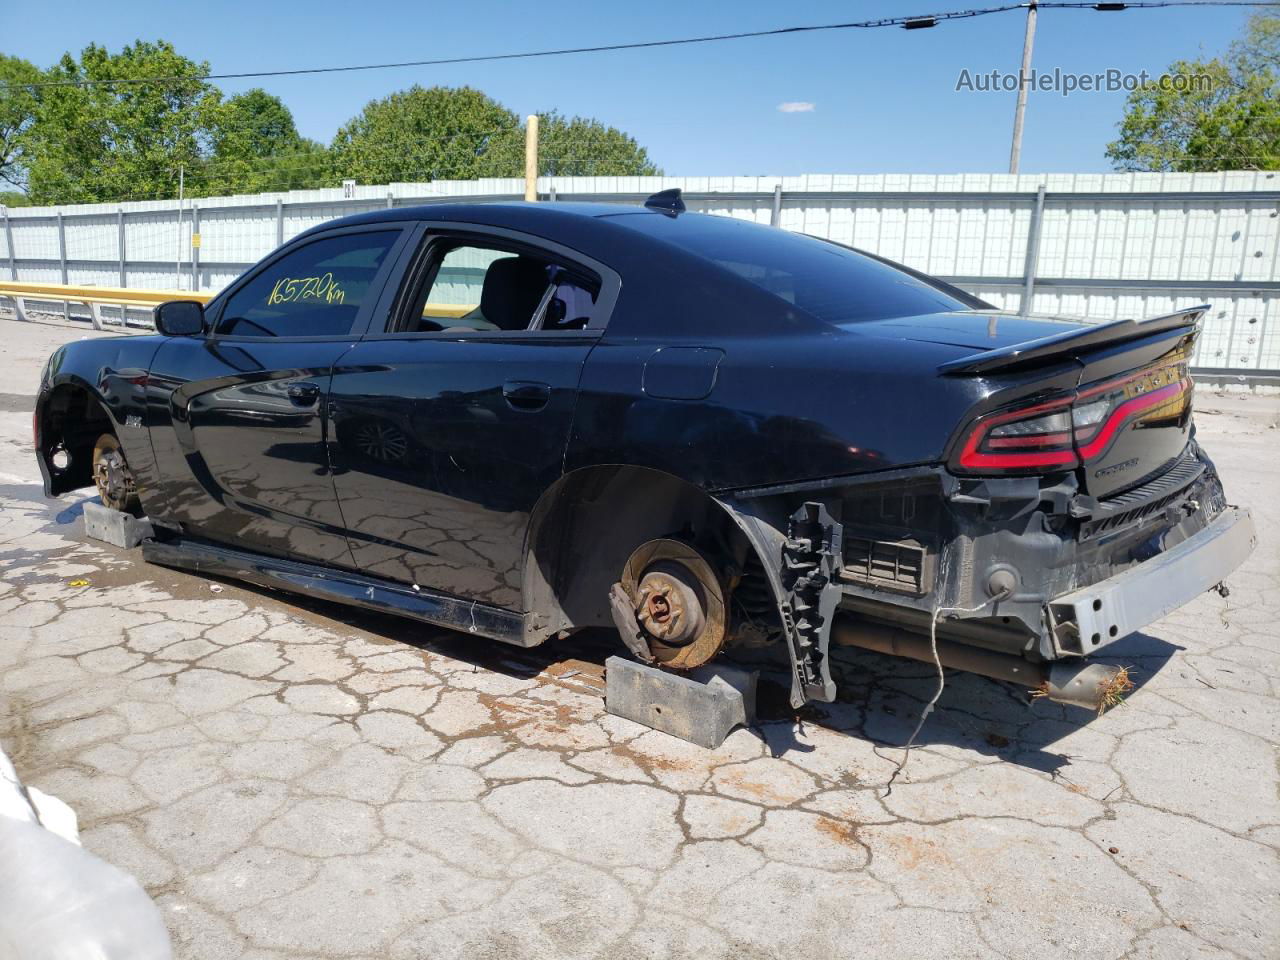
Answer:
[297, 200, 739, 276]
[317, 200, 664, 232]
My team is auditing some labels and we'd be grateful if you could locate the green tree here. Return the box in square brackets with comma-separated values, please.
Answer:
[202, 88, 331, 193]
[1234, 12, 1280, 77]
[1107, 14, 1280, 171]
[14, 48, 659, 203]
[536, 110, 659, 176]
[22, 41, 217, 203]
[0, 54, 41, 192]
[330, 85, 523, 184]
[329, 85, 659, 183]
[237, 137, 332, 192]
[19, 44, 330, 202]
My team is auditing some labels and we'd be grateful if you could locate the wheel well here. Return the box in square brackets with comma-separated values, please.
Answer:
[39, 384, 113, 493]
[521, 465, 778, 644]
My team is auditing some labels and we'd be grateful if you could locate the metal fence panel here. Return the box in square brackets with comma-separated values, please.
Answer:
[1, 171, 1277, 377]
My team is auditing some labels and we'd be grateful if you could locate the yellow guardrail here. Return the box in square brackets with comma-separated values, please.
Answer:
[0, 281, 213, 304]
[422, 303, 475, 319]
[0, 281, 478, 330]
[0, 281, 213, 330]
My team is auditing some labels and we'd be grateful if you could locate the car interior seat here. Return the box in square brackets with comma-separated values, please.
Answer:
[476, 256, 551, 331]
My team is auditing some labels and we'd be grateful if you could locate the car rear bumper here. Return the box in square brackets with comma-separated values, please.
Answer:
[1047, 505, 1256, 653]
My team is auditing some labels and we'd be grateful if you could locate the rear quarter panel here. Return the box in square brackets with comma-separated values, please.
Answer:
[567, 332, 996, 491]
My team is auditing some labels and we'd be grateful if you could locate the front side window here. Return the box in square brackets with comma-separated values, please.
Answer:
[216, 230, 399, 338]
[403, 240, 599, 334]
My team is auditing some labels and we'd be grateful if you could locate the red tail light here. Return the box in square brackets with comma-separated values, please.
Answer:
[956, 397, 1079, 470]
[953, 362, 1191, 474]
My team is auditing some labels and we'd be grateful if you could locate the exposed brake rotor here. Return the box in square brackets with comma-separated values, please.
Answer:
[619, 539, 727, 670]
[93, 447, 135, 511]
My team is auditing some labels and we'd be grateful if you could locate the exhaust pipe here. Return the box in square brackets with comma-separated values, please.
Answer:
[831, 619, 1130, 712]
[1044, 661, 1133, 711]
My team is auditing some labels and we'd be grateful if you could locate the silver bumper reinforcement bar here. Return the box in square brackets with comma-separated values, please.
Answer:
[1049, 506, 1256, 653]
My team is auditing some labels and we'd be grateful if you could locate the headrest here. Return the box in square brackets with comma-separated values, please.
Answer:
[479, 257, 549, 331]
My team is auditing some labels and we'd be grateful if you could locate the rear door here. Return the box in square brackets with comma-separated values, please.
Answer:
[327, 225, 619, 608]
[145, 224, 411, 564]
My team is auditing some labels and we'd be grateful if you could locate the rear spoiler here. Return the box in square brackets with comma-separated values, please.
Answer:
[938, 306, 1207, 376]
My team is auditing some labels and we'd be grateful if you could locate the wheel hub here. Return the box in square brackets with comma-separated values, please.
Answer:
[619, 540, 726, 670]
[94, 449, 133, 506]
[635, 564, 706, 646]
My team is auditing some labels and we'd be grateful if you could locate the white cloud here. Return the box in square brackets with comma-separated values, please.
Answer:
[777, 101, 816, 113]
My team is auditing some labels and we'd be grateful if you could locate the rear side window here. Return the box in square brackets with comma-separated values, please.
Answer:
[619, 214, 975, 324]
[399, 239, 600, 334]
[216, 231, 398, 338]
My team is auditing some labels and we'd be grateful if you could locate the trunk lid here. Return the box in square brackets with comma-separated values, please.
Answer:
[851, 311, 1093, 354]
[1070, 329, 1197, 497]
[913, 307, 1204, 498]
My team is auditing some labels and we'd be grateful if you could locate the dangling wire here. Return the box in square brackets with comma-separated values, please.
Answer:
[883, 589, 1010, 796]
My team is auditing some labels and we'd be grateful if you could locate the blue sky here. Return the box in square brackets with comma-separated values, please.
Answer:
[4, 0, 1253, 174]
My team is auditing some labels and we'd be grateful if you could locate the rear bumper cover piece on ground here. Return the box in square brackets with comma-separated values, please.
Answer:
[1048, 505, 1256, 653]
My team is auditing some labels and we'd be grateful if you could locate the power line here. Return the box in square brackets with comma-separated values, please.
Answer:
[5, 1, 1277, 91]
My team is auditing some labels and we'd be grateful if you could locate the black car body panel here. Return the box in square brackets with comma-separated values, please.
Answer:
[35, 199, 1255, 709]
[36, 335, 166, 498]
[328, 333, 595, 607]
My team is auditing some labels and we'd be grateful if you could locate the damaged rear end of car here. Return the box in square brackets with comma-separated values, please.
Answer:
[718, 305, 1255, 710]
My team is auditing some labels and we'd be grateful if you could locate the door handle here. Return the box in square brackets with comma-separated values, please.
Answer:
[502, 380, 551, 411]
[288, 382, 321, 405]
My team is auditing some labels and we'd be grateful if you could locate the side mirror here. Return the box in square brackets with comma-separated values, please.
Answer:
[154, 300, 205, 336]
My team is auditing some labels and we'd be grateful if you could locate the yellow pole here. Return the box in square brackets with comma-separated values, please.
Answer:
[524, 114, 539, 202]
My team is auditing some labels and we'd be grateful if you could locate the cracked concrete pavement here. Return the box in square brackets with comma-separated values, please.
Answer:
[1, 317, 1277, 960]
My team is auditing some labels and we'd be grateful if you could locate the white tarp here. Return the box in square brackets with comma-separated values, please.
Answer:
[0, 748, 172, 960]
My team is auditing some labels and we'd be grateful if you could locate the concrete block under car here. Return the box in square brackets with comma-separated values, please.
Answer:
[605, 656, 758, 749]
[82, 501, 153, 549]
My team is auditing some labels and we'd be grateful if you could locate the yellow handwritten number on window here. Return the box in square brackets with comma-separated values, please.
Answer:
[268, 273, 346, 306]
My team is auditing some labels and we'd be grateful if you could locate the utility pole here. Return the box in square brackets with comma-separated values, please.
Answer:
[175, 164, 185, 288]
[1008, 1, 1038, 175]
[524, 114, 539, 202]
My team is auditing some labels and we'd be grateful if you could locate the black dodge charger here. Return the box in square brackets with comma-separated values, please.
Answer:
[34, 191, 1255, 710]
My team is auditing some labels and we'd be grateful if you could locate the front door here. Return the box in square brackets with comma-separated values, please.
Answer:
[327, 229, 619, 609]
[145, 225, 409, 565]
